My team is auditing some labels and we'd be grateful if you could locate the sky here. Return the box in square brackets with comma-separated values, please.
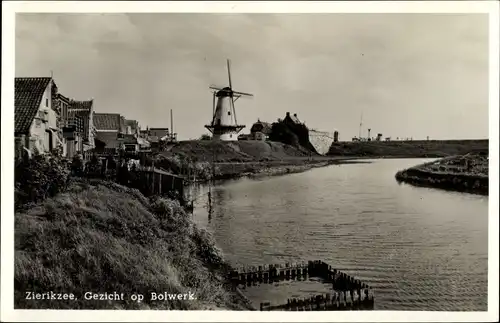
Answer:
[15, 13, 489, 141]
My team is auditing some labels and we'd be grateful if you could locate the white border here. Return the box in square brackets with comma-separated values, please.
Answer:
[1, 1, 499, 322]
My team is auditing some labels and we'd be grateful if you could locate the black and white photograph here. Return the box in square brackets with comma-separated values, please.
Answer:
[1, 1, 499, 322]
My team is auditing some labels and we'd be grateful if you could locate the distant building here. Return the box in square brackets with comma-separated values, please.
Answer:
[141, 127, 177, 144]
[14, 77, 60, 157]
[69, 98, 96, 152]
[124, 119, 140, 136]
[58, 93, 85, 158]
[283, 112, 302, 126]
[122, 134, 139, 153]
[148, 128, 170, 138]
[250, 119, 272, 141]
[93, 113, 123, 151]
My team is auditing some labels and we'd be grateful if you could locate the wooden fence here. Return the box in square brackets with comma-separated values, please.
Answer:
[229, 260, 375, 311]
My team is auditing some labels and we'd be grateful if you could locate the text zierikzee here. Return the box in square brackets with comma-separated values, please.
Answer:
[25, 291, 76, 301]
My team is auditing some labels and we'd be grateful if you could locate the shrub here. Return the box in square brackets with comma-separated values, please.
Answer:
[15, 154, 70, 209]
[15, 181, 249, 310]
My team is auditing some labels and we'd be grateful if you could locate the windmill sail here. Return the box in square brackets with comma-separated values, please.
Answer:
[204, 58, 254, 141]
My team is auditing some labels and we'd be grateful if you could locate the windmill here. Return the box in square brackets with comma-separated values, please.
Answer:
[205, 59, 253, 141]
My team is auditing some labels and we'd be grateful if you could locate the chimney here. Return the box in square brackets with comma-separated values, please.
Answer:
[286, 112, 290, 117]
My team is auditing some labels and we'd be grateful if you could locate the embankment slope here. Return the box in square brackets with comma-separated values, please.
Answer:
[328, 140, 488, 158]
[167, 140, 313, 162]
[15, 179, 253, 310]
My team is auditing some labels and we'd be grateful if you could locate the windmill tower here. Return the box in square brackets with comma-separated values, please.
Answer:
[205, 59, 253, 141]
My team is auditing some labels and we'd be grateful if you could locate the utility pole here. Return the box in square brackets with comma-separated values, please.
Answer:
[358, 112, 363, 140]
[170, 109, 174, 141]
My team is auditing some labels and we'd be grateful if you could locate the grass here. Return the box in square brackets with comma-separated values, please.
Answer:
[395, 153, 489, 195]
[166, 140, 312, 163]
[15, 179, 253, 310]
[328, 139, 488, 157]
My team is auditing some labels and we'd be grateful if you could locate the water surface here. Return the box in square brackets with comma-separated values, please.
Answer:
[192, 159, 488, 311]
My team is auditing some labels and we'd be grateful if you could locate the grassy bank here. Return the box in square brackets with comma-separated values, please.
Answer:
[213, 158, 369, 181]
[328, 139, 488, 158]
[168, 140, 313, 163]
[395, 153, 489, 195]
[156, 140, 363, 182]
[15, 179, 254, 310]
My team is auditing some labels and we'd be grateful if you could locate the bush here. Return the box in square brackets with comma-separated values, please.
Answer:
[14, 181, 249, 310]
[71, 155, 84, 176]
[15, 154, 70, 209]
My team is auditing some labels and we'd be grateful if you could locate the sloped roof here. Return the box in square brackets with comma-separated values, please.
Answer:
[14, 77, 52, 134]
[137, 137, 150, 147]
[58, 93, 70, 103]
[147, 136, 159, 143]
[290, 115, 301, 123]
[70, 99, 93, 111]
[93, 113, 121, 131]
[251, 120, 272, 134]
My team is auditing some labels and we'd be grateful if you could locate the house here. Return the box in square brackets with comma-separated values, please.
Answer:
[122, 134, 139, 152]
[148, 127, 170, 138]
[250, 119, 272, 141]
[137, 136, 151, 151]
[93, 113, 123, 152]
[147, 136, 160, 151]
[124, 119, 140, 136]
[283, 112, 302, 126]
[14, 77, 61, 157]
[58, 93, 85, 158]
[69, 98, 96, 152]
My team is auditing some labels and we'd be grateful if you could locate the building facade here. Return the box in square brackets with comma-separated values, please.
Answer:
[93, 113, 123, 152]
[58, 93, 85, 158]
[69, 99, 96, 152]
[249, 119, 272, 141]
[14, 77, 61, 157]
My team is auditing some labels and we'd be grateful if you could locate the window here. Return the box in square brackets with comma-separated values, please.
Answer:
[62, 103, 68, 121]
[46, 98, 49, 107]
[228, 111, 231, 116]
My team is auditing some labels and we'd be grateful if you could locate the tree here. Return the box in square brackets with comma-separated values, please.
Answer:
[200, 134, 211, 140]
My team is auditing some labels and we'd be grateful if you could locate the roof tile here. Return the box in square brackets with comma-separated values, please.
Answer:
[94, 113, 121, 131]
[15, 77, 52, 134]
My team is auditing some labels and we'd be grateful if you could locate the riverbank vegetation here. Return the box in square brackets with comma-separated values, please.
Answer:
[395, 152, 488, 195]
[14, 155, 253, 310]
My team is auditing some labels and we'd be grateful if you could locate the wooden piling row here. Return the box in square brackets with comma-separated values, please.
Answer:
[259, 291, 375, 311]
[230, 260, 370, 291]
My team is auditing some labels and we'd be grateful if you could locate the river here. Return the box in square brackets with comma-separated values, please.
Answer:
[191, 158, 488, 311]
